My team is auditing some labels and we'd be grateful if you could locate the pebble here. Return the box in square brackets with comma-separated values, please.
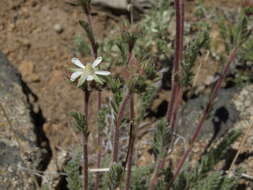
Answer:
[53, 24, 64, 34]
[204, 75, 218, 86]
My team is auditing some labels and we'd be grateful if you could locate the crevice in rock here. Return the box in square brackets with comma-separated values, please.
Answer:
[20, 79, 52, 185]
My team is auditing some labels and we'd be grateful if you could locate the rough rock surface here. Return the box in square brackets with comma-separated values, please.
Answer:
[0, 51, 51, 189]
[92, 0, 155, 12]
[177, 88, 240, 140]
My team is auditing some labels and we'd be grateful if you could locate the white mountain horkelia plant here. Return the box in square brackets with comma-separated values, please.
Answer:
[70, 57, 111, 87]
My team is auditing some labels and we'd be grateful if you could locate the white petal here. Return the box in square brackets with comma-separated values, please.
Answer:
[95, 70, 111, 76]
[70, 71, 82, 81]
[72, 58, 85, 68]
[77, 75, 87, 87]
[69, 68, 83, 72]
[87, 75, 94, 81]
[92, 57, 102, 68]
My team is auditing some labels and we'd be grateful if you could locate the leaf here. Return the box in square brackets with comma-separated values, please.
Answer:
[70, 112, 88, 134]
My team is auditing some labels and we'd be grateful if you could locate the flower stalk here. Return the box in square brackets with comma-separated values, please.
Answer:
[94, 91, 102, 190]
[83, 89, 90, 190]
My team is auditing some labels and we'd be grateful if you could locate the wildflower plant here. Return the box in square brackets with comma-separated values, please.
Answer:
[65, 0, 253, 190]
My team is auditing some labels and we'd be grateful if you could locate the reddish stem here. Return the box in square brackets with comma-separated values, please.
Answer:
[149, 0, 184, 189]
[168, 48, 238, 187]
[94, 91, 102, 190]
[83, 90, 90, 190]
[125, 94, 135, 190]
[112, 91, 131, 162]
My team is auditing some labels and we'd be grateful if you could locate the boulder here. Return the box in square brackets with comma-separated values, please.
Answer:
[0, 51, 51, 189]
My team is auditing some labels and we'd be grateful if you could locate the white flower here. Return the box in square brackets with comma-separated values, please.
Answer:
[70, 57, 110, 87]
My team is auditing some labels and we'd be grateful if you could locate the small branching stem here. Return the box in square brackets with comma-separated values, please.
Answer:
[112, 91, 131, 162]
[168, 47, 238, 188]
[148, 158, 166, 190]
[125, 94, 135, 190]
[83, 90, 90, 190]
[125, 8, 135, 188]
[112, 20, 135, 162]
[228, 117, 253, 172]
[82, 1, 97, 58]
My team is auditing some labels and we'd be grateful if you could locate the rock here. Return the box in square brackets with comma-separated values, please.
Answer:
[204, 75, 218, 86]
[177, 88, 240, 140]
[53, 24, 64, 34]
[41, 148, 69, 189]
[91, 0, 155, 12]
[0, 51, 51, 189]
[233, 85, 253, 118]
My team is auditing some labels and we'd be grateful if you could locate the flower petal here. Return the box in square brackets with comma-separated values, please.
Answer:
[70, 71, 82, 81]
[87, 75, 94, 81]
[95, 70, 111, 76]
[92, 57, 102, 68]
[72, 58, 85, 68]
[69, 68, 83, 72]
[77, 74, 87, 87]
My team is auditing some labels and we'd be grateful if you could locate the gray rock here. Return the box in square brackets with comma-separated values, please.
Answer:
[91, 0, 155, 12]
[177, 88, 240, 141]
[0, 51, 51, 189]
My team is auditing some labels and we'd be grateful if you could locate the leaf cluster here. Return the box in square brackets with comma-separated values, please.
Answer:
[70, 112, 88, 136]
[105, 163, 124, 190]
[172, 130, 242, 190]
[64, 151, 82, 190]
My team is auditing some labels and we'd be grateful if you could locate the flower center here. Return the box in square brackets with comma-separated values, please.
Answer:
[84, 63, 95, 75]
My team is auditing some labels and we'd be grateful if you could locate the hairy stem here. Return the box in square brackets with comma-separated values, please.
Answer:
[94, 91, 102, 190]
[112, 91, 131, 162]
[82, 3, 100, 188]
[81, 0, 97, 58]
[166, 0, 184, 129]
[168, 47, 238, 187]
[83, 90, 90, 190]
[149, 0, 184, 189]
[125, 94, 135, 190]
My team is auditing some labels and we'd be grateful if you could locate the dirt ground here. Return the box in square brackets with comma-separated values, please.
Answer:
[0, 0, 120, 151]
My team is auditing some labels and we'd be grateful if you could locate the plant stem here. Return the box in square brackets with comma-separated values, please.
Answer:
[94, 91, 102, 190]
[112, 18, 135, 162]
[228, 117, 252, 173]
[168, 47, 238, 188]
[82, 1, 97, 58]
[148, 157, 166, 190]
[125, 94, 135, 190]
[82, 3, 100, 188]
[112, 91, 131, 162]
[83, 89, 90, 190]
[149, 0, 184, 189]
[166, 0, 184, 129]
